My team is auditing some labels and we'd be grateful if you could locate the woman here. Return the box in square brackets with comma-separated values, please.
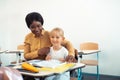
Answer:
[24, 12, 76, 62]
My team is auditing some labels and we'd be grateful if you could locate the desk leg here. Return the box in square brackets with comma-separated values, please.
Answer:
[16, 52, 21, 65]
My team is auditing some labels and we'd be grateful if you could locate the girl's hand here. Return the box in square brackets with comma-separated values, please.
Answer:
[45, 55, 52, 60]
[59, 58, 65, 62]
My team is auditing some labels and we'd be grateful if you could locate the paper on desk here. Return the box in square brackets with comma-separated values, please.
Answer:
[27, 59, 42, 64]
[32, 59, 65, 68]
[13, 65, 22, 69]
[38, 63, 75, 74]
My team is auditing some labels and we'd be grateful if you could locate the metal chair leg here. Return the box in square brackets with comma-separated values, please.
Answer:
[97, 65, 99, 80]
[78, 68, 82, 80]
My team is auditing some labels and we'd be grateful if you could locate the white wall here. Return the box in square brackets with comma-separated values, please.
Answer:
[0, 0, 120, 76]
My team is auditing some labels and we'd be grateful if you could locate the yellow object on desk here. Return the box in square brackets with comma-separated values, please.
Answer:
[38, 63, 75, 73]
[21, 62, 39, 73]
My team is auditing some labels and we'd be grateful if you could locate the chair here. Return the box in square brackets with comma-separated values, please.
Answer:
[17, 44, 25, 63]
[17, 44, 24, 50]
[78, 42, 100, 80]
[11, 44, 24, 64]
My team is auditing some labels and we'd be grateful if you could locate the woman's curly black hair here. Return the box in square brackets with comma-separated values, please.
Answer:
[25, 12, 44, 28]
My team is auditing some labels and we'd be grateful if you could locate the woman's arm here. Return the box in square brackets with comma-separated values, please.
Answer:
[62, 39, 77, 62]
[24, 43, 39, 60]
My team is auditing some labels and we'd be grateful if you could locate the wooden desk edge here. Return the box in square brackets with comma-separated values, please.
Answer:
[6, 50, 24, 54]
[78, 50, 101, 55]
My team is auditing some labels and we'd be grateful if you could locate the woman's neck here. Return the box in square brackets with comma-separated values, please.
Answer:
[35, 34, 42, 37]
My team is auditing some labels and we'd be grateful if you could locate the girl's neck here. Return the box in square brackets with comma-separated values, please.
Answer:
[53, 45, 62, 51]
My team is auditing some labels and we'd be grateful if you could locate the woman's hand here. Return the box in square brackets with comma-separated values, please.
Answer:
[65, 55, 77, 63]
[38, 47, 50, 59]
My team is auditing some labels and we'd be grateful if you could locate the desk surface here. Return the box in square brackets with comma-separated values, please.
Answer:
[0, 50, 8, 54]
[12, 63, 85, 77]
[6, 50, 24, 54]
[78, 50, 100, 55]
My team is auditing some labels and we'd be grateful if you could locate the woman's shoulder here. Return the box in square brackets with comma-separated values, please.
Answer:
[25, 32, 34, 38]
[42, 30, 50, 37]
[42, 30, 50, 34]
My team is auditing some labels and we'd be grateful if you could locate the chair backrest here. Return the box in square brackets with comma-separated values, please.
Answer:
[80, 42, 98, 50]
[17, 44, 25, 62]
[0, 67, 23, 80]
[17, 44, 24, 50]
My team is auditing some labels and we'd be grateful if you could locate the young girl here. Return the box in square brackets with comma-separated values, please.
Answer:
[45, 27, 70, 80]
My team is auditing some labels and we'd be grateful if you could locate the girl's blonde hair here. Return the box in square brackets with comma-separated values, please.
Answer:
[50, 27, 64, 37]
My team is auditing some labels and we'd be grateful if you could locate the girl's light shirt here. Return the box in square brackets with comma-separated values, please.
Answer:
[49, 47, 68, 60]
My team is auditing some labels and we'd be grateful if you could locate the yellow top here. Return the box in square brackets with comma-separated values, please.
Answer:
[24, 30, 74, 60]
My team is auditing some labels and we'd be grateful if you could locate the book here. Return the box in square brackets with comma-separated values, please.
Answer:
[30, 59, 65, 68]
[38, 63, 75, 74]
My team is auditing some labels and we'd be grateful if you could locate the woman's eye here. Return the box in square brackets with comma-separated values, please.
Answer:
[38, 24, 42, 27]
[30, 26, 35, 29]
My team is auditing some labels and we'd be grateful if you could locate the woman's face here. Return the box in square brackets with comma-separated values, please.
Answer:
[29, 21, 43, 37]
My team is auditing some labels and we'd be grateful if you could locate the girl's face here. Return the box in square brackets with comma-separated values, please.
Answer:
[29, 21, 43, 37]
[50, 31, 64, 47]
